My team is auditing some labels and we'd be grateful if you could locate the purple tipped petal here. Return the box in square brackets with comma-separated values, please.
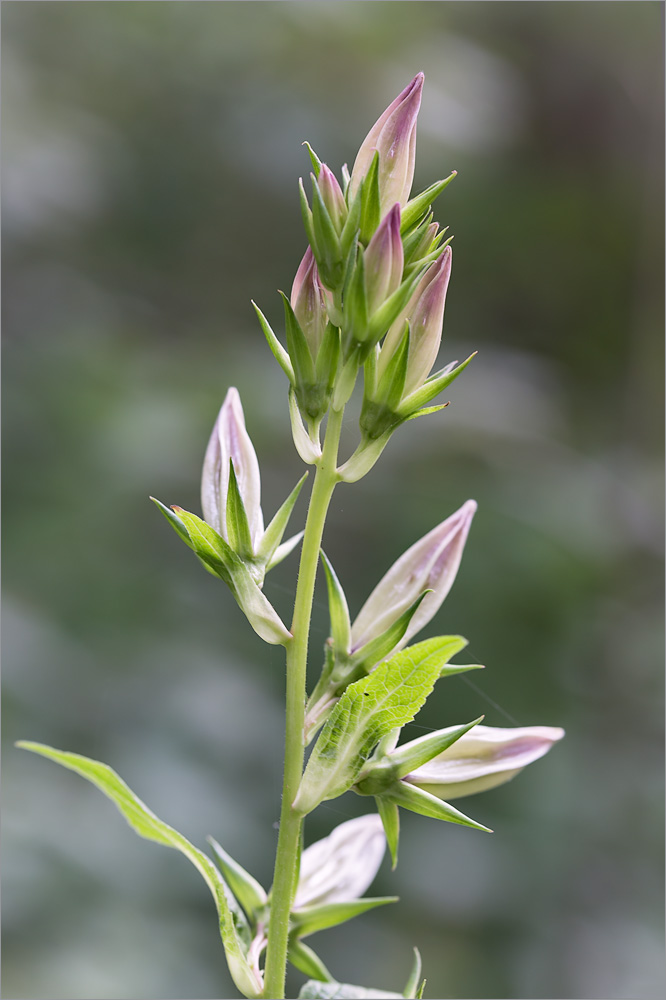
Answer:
[403, 247, 452, 395]
[291, 247, 328, 355]
[317, 163, 347, 232]
[364, 203, 404, 315]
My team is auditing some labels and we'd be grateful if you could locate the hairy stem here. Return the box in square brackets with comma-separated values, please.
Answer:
[262, 406, 344, 999]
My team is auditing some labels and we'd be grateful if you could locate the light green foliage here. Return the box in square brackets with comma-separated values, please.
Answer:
[294, 638, 456, 814]
[16, 742, 264, 999]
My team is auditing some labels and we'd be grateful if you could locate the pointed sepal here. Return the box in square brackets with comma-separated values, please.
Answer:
[207, 836, 268, 921]
[256, 473, 308, 566]
[384, 780, 492, 833]
[376, 796, 400, 870]
[402, 948, 422, 1000]
[288, 939, 335, 982]
[291, 896, 398, 938]
[252, 301, 295, 383]
[320, 550, 352, 656]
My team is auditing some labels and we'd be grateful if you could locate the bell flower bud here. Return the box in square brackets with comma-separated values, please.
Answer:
[349, 72, 424, 216]
[290, 247, 328, 356]
[351, 499, 476, 653]
[364, 203, 404, 316]
[293, 814, 385, 910]
[378, 247, 452, 397]
[201, 387, 264, 548]
[317, 163, 347, 233]
[403, 725, 565, 799]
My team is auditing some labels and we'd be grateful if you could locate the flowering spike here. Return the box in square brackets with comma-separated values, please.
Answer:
[364, 204, 404, 316]
[349, 73, 424, 216]
[201, 387, 263, 548]
[351, 499, 477, 652]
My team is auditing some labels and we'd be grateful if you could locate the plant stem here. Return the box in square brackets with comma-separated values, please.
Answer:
[262, 406, 344, 1000]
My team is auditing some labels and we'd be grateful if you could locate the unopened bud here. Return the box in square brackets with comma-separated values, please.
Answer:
[364, 204, 404, 316]
[293, 814, 385, 909]
[349, 73, 424, 216]
[317, 163, 347, 233]
[201, 387, 263, 548]
[291, 247, 328, 356]
[351, 499, 476, 653]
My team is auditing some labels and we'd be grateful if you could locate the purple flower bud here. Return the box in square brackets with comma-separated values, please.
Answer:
[201, 387, 264, 547]
[403, 725, 565, 800]
[293, 815, 385, 909]
[290, 247, 328, 355]
[364, 203, 404, 315]
[317, 163, 347, 232]
[379, 247, 452, 396]
[349, 72, 424, 216]
[351, 499, 476, 653]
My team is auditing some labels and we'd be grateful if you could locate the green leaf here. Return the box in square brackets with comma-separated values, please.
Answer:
[257, 472, 308, 565]
[385, 780, 491, 833]
[299, 983, 404, 999]
[226, 461, 254, 559]
[16, 742, 263, 999]
[207, 836, 268, 920]
[320, 550, 352, 657]
[303, 141, 322, 178]
[348, 593, 430, 680]
[291, 897, 398, 939]
[359, 151, 380, 244]
[150, 496, 193, 548]
[299, 177, 317, 251]
[402, 948, 422, 999]
[252, 301, 295, 383]
[294, 637, 452, 813]
[400, 171, 457, 234]
[376, 796, 400, 870]
[289, 939, 335, 982]
[399, 352, 477, 415]
[173, 507, 291, 645]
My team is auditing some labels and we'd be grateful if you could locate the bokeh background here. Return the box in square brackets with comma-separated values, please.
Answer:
[2, 3, 664, 999]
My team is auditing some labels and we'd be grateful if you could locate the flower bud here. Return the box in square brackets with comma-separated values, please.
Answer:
[290, 247, 328, 357]
[378, 247, 452, 397]
[293, 814, 385, 909]
[349, 73, 424, 217]
[351, 499, 476, 653]
[402, 725, 565, 799]
[201, 387, 264, 548]
[317, 163, 347, 233]
[364, 204, 404, 316]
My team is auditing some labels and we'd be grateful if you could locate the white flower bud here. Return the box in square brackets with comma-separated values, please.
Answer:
[293, 814, 385, 909]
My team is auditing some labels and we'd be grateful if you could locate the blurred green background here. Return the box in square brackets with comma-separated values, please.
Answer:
[2, 3, 664, 999]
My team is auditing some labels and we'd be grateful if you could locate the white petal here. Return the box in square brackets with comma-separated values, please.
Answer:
[294, 814, 385, 909]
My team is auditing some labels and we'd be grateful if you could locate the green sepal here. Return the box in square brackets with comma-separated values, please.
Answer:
[404, 403, 449, 422]
[402, 949, 422, 1000]
[320, 550, 352, 657]
[376, 796, 400, 870]
[291, 897, 398, 938]
[207, 836, 268, 922]
[384, 780, 492, 833]
[343, 246, 369, 344]
[403, 235, 453, 283]
[340, 181, 362, 260]
[360, 325, 410, 439]
[303, 141, 322, 178]
[256, 472, 308, 566]
[150, 496, 193, 548]
[299, 177, 317, 251]
[440, 662, 484, 678]
[337, 428, 393, 484]
[252, 301, 295, 383]
[359, 150, 381, 244]
[366, 263, 429, 346]
[171, 507, 292, 645]
[267, 531, 304, 570]
[299, 983, 403, 999]
[315, 322, 341, 395]
[294, 637, 451, 813]
[311, 173, 343, 289]
[400, 171, 457, 235]
[226, 461, 254, 560]
[401, 213, 434, 265]
[399, 352, 477, 415]
[388, 717, 484, 780]
[288, 939, 335, 982]
[16, 742, 263, 999]
[348, 592, 430, 681]
[281, 291, 316, 378]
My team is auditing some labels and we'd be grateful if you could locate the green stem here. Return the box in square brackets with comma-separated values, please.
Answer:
[262, 406, 344, 1000]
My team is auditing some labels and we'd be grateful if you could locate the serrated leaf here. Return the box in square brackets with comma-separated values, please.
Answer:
[207, 836, 268, 920]
[257, 473, 308, 565]
[173, 507, 291, 645]
[299, 983, 403, 1000]
[289, 939, 335, 982]
[400, 171, 457, 234]
[402, 948, 422, 999]
[294, 637, 453, 814]
[385, 780, 491, 833]
[252, 301, 294, 383]
[16, 742, 263, 999]
[291, 896, 398, 938]
[320, 550, 352, 657]
[226, 461, 254, 559]
[376, 796, 400, 870]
